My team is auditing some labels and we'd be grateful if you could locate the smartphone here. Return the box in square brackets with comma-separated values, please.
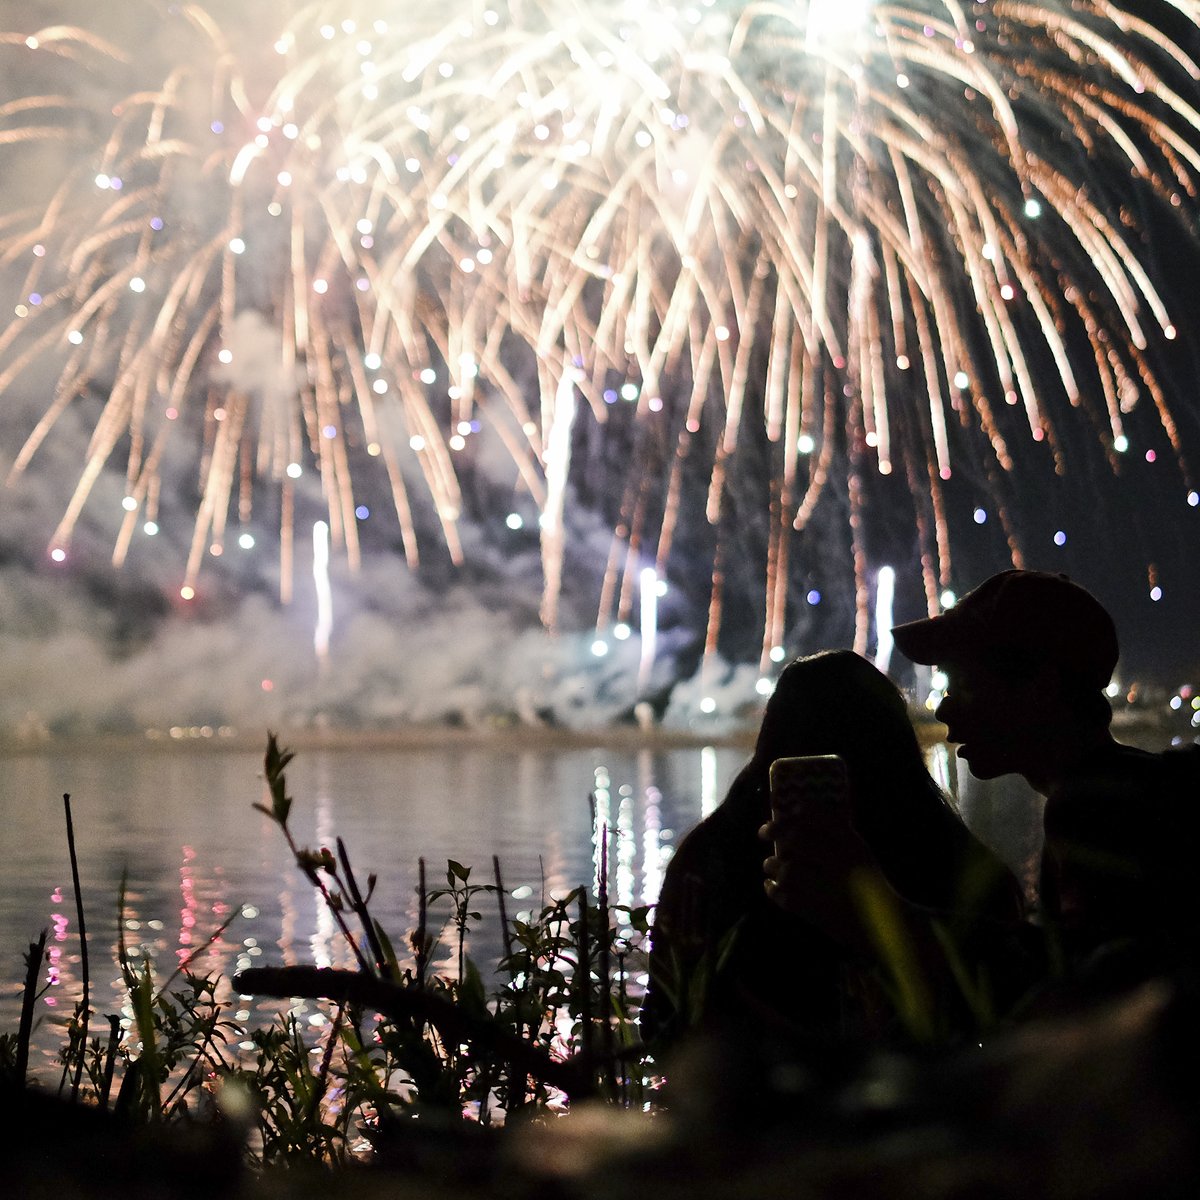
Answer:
[768, 754, 851, 852]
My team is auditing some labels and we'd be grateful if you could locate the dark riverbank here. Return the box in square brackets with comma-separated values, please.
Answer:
[6, 978, 1197, 1199]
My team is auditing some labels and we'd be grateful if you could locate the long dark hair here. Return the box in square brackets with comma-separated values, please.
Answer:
[731, 650, 990, 908]
[749, 650, 944, 814]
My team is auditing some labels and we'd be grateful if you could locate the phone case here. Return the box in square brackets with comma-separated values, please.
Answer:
[769, 754, 850, 820]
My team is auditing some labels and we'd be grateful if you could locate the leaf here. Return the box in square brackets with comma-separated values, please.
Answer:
[626, 905, 653, 934]
[459, 956, 488, 1018]
[373, 920, 400, 976]
[130, 959, 162, 1119]
[448, 860, 471, 883]
[261, 733, 295, 828]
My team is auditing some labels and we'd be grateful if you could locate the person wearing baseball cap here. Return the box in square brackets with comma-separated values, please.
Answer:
[893, 571, 1119, 787]
[894, 570, 1200, 977]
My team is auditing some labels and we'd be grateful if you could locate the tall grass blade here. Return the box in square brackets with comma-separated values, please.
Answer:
[130, 959, 162, 1120]
[62, 794, 90, 1101]
[852, 871, 936, 1044]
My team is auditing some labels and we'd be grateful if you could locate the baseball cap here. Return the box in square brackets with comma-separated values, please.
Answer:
[891, 570, 1119, 688]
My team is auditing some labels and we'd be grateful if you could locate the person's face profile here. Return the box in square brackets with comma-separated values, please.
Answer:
[934, 659, 1044, 781]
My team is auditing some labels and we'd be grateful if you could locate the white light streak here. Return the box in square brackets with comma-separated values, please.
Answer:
[873, 565, 896, 673]
[313, 521, 333, 671]
[638, 566, 658, 695]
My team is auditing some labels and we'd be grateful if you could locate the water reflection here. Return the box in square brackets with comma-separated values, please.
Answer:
[0, 743, 743, 1045]
[700, 745, 720, 819]
[0, 737, 1040, 1067]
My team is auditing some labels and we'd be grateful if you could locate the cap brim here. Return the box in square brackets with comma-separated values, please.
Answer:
[891, 614, 971, 666]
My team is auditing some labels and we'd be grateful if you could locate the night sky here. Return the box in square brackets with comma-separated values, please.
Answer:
[1, 1, 1199, 739]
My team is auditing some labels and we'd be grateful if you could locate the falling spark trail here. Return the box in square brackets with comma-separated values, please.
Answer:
[873, 565, 896, 676]
[1, 0, 1198, 661]
[539, 367, 578, 632]
[313, 519, 332, 671]
[638, 565, 658, 696]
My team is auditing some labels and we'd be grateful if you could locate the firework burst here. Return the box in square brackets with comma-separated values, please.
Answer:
[2, 0, 1198, 669]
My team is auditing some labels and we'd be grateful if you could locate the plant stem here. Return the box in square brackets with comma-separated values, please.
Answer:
[597, 822, 615, 1091]
[337, 838, 392, 979]
[492, 856, 525, 1112]
[416, 858, 429, 989]
[280, 824, 371, 973]
[578, 889, 593, 1072]
[63, 794, 90, 1102]
[99, 1014, 120, 1108]
[153, 911, 238, 1000]
[493, 855, 513, 966]
[16, 930, 47, 1087]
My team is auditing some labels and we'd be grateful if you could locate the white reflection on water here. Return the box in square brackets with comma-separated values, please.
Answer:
[591, 766, 611, 898]
[311, 792, 337, 970]
[0, 737, 1042, 1066]
[642, 782, 664, 909]
[0, 741, 748, 1065]
[700, 744, 719, 818]
[616, 788, 636, 915]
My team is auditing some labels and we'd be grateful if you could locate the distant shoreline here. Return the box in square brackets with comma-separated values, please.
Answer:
[0, 707, 1180, 759]
[0, 722, 761, 758]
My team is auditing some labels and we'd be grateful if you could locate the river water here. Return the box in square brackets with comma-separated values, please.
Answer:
[0, 736, 1043, 1063]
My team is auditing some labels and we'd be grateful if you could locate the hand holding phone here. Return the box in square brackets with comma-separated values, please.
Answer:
[763, 755, 898, 953]
[764, 755, 852, 909]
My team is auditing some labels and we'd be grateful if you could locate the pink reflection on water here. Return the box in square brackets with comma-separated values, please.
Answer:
[47, 885, 68, 1003]
[179, 845, 198, 956]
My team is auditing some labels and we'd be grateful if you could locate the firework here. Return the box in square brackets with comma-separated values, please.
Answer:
[2, 0, 1198, 669]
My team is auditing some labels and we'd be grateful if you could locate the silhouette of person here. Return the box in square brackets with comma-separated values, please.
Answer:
[642, 649, 1022, 1048]
[893, 569, 1200, 980]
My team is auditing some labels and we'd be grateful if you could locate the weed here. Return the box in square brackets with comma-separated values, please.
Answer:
[4, 733, 659, 1168]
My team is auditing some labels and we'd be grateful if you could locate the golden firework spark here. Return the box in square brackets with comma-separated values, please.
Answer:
[1, 0, 1197, 666]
